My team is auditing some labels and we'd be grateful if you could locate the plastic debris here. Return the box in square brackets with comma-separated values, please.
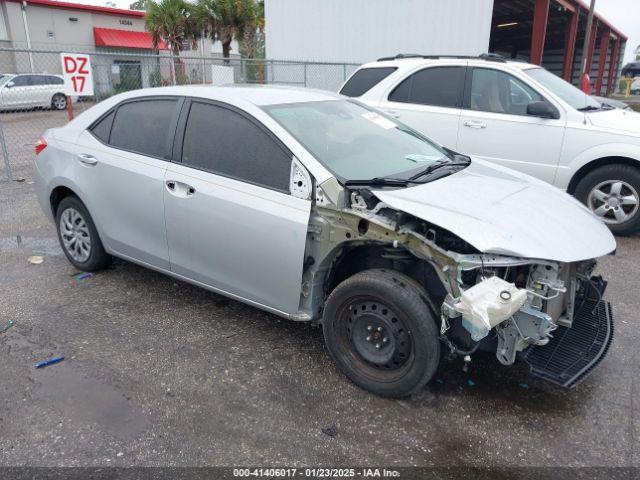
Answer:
[35, 356, 65, 369]
[27, 255, 44, 265]
[1, 320, 14, 334]
[519, 383, 530, 389]
[321, 424, 338, 437]
[467, 379, 476, 387]
[434, 378, 444, 385]
[74, 272, 94, 281]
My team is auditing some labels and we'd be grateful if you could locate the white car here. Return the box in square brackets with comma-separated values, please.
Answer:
[342, 54, 640, 235]
[0, 73, 68, 111]
[34, 86, 615, 397]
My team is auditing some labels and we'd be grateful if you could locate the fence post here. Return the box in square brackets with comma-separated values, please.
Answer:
[304, 63, 307, 87]
[343, 63, 347, 81]
[0, 120, 13, 182]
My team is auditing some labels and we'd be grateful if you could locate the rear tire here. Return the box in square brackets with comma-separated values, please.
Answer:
[51, 93, 67, 111]
[322, 269, 440, 398]
[55, 196, 111, 271]
[574, 164, 640, 236]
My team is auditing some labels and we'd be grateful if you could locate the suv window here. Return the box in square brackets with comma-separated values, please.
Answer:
[11, 75, 30, 87]
[388, 67, 465, 108]
[469, 68, 543, 116]
[181, 101, 291, 192]
[340, 67, 397, 97]
[109, 99, 177, 158]
[45, 75, 63, 85]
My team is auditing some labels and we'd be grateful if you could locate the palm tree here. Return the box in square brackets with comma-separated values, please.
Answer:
[145, 0, 197, 57]
[194, 0, 259, 61]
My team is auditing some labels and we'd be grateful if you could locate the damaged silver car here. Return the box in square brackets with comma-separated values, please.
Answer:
[34, 86, 616, 397]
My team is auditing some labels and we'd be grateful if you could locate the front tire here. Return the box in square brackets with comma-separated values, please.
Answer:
[51, 93, 67, 110]
[55, 196, 111, 271]
[574, 164, 640, 235]
[322, 269, 440, 398]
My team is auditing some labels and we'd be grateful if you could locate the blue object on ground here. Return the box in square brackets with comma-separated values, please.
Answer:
[467, 379, 476, 387]
[75, 272, 93, 281]
[519, 383, 530, 389]
[35, 356, 65, 369]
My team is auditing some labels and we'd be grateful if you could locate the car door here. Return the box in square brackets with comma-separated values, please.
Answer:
[72, 96, 182, 270]
[164, 99, 311, 315]
[376, 65, 466, 149]
[29, 75, 51, 106]
[457, 67, 565, 183]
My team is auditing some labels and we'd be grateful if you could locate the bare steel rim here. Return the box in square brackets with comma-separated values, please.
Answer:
[587, 180, 640, 225]
[335, 296, 415, 383]
[59, 207, 92, 263]
[52, 94, 67, 110]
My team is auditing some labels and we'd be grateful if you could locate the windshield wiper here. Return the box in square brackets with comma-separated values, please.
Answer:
[409, 155, 471, 181]
[344, 177, 416, 187]
[577, 105, 602, 112]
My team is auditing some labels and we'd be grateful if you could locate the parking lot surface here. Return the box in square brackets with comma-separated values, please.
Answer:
[0, 109, 639, 468]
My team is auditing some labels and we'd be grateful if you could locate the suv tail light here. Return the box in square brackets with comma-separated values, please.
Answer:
[35, 137, 47, 155]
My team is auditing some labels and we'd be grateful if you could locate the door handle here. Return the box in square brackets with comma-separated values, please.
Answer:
[78, 153, 98, 165]
[463, 121, 487, 129]
[166, 180, 195, 198]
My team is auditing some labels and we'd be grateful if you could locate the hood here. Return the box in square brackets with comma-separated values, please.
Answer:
[587, 108, 640, 136]
[373, 159, 616, 263]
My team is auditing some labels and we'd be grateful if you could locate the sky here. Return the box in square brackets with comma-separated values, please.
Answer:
[80, 0, 639, 65]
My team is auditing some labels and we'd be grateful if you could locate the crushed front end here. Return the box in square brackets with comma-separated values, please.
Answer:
[440, 255, 614, 387]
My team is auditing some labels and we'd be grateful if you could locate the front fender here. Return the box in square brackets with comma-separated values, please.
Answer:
[555, 142, 640, 189]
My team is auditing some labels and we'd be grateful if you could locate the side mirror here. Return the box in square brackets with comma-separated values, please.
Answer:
[527, 100, 559, 119]
[5, 81, 14, 88]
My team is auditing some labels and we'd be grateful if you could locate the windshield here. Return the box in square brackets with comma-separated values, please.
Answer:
[263, 100, 449, 182]
[524, 67, 601, 111]
[0, 75, 14, 87]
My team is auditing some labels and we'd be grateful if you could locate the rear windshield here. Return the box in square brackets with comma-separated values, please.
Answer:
[340, 67, 397, 97]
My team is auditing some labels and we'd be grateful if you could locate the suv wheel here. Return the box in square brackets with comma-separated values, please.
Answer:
[574, 164, 640, 235]
[55, 196, 111, 271]
[51, 93, 67, 110]
[322, 269, 440, 398]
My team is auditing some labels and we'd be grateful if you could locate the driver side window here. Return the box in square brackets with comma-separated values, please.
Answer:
[470, 68, 543, 116]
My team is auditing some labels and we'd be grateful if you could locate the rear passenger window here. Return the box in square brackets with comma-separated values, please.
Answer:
[90, 111, 115, 143]
[388, 67, 465, 108]
[109, 99, 177, 158]
[340, 67, 397, 97]
[181, 102, 291, 192]
[46, 76, 63, 85]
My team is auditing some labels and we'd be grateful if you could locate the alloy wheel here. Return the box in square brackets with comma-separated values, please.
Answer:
[59, 207, 92, 263]
[588, 180, 639, 225]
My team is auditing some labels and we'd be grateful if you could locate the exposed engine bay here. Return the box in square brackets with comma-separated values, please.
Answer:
[297, 176, 614, 387]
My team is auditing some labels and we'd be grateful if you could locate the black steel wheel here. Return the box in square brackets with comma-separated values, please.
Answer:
[323, 269, 440, 397]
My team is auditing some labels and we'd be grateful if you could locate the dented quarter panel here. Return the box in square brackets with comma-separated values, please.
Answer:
[373, 158, 616, 262]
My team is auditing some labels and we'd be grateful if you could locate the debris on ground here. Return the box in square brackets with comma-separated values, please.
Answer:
[1, 320, 14, 333]
[35, 356, 65, 369]
[27, 255, 44, 265]
[434, 378, 444, 385]
[519, 383, 530, 389]
[74, 272, 94, 281]
[467, 379, 476, 387]
[321, 424, 338, 437]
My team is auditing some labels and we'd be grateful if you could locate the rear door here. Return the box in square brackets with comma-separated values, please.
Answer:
[164, 99, 311, 315]
[376, 65, 466, 149]
[73, 96, 182, 269]
[457, 67, 565, 183]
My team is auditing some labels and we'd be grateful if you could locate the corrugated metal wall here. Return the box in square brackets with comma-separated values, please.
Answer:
[264, 0, 495, 64]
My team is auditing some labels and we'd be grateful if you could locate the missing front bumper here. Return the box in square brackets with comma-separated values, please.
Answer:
[521, 297, 614, 388]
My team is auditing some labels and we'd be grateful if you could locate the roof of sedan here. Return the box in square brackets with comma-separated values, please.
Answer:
[127, 84, 342, 106]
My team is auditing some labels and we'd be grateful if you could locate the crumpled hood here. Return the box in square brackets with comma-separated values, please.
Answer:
[587, 108, 640, 136]
[373, 159, 616, 262]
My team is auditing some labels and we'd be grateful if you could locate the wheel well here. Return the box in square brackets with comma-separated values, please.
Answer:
[567, 156, 640, 194]
[325, 243, 447, 307]
[49, 186, 77, 217]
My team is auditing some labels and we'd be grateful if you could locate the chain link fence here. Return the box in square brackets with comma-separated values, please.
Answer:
[0, 47, 358, 182]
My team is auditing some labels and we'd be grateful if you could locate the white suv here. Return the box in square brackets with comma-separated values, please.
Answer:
[0, 73, 68, 111]
[342, 54, 640, 235]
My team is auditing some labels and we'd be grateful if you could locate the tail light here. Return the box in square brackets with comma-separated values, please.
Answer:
[35, 137, 47, 155]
